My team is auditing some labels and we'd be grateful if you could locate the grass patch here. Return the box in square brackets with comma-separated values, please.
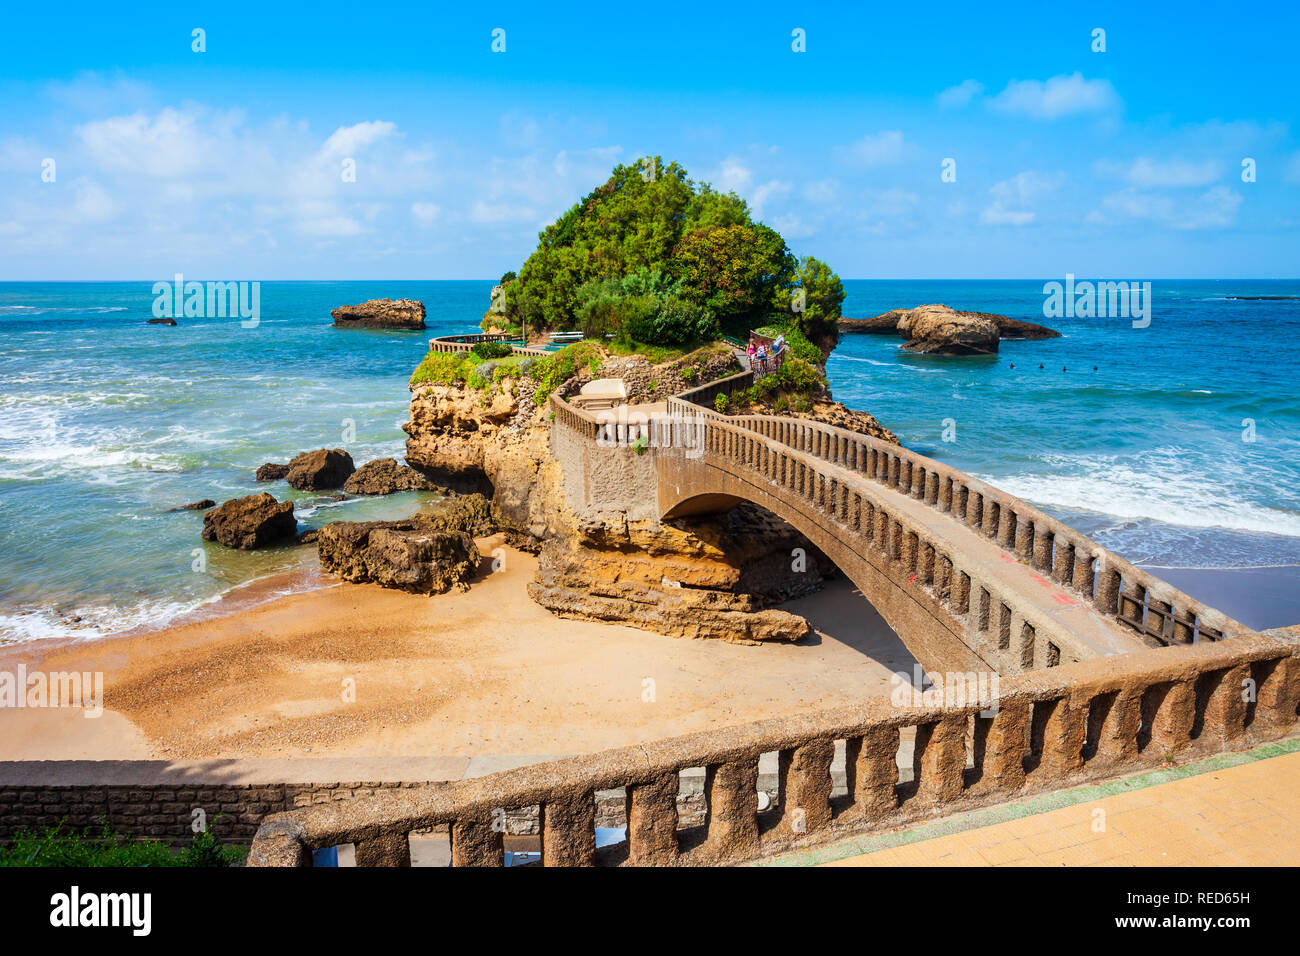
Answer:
[0, 820, 246, 868]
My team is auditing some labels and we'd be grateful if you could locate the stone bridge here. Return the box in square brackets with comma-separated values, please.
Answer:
[552, 370, 1257, 676]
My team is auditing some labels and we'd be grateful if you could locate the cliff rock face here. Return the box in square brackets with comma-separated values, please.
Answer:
[331, 298, 427, 330]
[403, 371, 864, 644]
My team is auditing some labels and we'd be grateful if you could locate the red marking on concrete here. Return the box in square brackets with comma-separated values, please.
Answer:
[1052, 593, 1077, 606]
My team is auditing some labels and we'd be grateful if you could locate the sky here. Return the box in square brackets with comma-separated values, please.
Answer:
[0, 1, 1297, 280]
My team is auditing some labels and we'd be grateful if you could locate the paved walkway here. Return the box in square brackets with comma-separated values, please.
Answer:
[765, 739, 1300, 867]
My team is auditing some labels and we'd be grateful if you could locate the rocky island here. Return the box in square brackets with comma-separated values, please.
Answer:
[839, 303, 1060, 354]
[331, 297, 427, 330]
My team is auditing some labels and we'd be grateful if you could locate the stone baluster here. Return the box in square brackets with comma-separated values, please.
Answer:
[1037, 696, 1086, 778]
[912, 716, 967, 804]
[450, 820, 504, 867]
[1198, 664, 1250, 746]
[777, 739, 834, 837]
[977, 701, 1029, 791]
[540, 793, 596, 866]
[1144, 681, 1196, 754]
[703, 759, 760, 861]
[626, 772, 680, 866]
[845, 726, 899, 819]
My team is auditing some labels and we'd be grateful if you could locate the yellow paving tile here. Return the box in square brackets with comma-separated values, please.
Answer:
[823, 750, 1300, 867]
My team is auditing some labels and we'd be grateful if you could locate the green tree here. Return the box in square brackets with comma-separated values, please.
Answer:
[787, 255, 845, 349]
[673, 223, 795, 333]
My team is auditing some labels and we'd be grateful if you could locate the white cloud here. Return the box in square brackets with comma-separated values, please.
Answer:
[802, 178, 839, 203]
[71, 179, 115, 223]
[938, 80, 984, 109]
[750, 180, 790, 218]
[713, 157, 752, 192]
[989, 73, 1119, 120]
[79, 108, 215, 178]
[842, 130, 910, 166]
[981, 170, 1065, 225]
[1098, 156, 1223, 188]
[411, 202, 441, 225]
[1089, 185, 1242, 230]
[318, 120, 396, 159]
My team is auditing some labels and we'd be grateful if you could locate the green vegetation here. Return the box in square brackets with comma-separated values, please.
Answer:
[522, 339, 605, 403]
[0, 820, 245, 867]
[410, 349, 475, 387]
[471, 340, 513, 360]
[491, 157, 845, 348]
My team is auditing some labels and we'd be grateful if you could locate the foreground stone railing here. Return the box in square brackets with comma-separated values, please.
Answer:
[428, 332, 547, 356]
[249, 631, 1300, 866]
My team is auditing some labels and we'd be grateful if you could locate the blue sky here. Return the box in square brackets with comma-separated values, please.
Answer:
[1, 1, 1297, 279]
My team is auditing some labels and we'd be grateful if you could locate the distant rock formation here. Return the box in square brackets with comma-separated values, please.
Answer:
[171, 499, 215, 512]
[285, 449, 355, 490]
[330, 298, 426, 330]
[343, 457, 441, 495]
[147, 318, 178, 326]
[898, 304, 1000, 355]
[840, 304, 1060, 353]
[201, 493, 297, 550]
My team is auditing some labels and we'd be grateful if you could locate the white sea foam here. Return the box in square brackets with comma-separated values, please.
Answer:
[985, 458, 1300, 538]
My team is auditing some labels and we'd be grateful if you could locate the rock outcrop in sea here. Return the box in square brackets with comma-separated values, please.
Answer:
[343, 457, 441, 495]
[201, 493, 297, 550]
[840, 304, 1059, 354]
[330, 298, 426, 330]
[285, 449, 355, 490]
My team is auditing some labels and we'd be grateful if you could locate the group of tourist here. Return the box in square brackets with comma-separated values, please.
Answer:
[746, 333, 785, 373]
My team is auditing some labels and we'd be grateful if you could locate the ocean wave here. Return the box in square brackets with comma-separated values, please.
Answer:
[985, 461, 1300, 538]
[0, 595, 217, 644]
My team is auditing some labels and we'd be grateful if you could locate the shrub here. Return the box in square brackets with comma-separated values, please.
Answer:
[471, 340, 513, 360]
[474, 361, 498, 382]
[411, 350, 473, 387]
[714, 392, 728, 413]
[632, 435, 649, 455]
[641, 296, 717, 346]
[680, 365, 698, 383]
[774, 394, 790, 413]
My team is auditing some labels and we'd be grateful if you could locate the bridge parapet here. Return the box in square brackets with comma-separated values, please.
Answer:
[249, 630, 1300, 866]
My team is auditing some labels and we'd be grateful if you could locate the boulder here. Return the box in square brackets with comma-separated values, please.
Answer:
[330, 298, 426, 330]
[147, 318, 178, 326]
[256, 462, 289, 481]
[897, 304, 1000, 355]
[419, 493, 498, 537]
[201, 493, 297, 550]
[343, 458, 439, 495]
[316, 518, 480, 594]
[172, 499, 216, 512]
[285, 449, 355, 490]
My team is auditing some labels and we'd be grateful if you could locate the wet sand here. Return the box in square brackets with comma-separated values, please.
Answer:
[0, 534, 918, 761]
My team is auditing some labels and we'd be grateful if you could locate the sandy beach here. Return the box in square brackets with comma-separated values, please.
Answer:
[0, 534, 919, 762]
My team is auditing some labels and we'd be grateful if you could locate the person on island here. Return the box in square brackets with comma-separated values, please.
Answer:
[746, 340, 756, 369]
[773, 333, 785, 367]
[757, 344, 769, 372]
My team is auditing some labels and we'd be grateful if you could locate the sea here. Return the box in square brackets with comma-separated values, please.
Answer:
[1, 279, 1297, 643]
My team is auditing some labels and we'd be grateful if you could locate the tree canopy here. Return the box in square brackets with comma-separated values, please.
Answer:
[494, 156, 843, 349]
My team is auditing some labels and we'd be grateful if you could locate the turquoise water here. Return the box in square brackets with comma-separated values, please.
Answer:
[1, 279, 1298, 642]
